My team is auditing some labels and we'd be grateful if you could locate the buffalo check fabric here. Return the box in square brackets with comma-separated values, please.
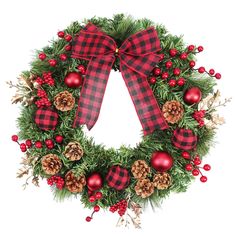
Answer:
[172, 128, 198, 150]
[106, 165, 130, 190]
[34, 107, 58, 131]
[71, 23, 169, 136]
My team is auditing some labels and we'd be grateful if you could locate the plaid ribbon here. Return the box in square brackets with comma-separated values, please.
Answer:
[71, 23, 168, 135]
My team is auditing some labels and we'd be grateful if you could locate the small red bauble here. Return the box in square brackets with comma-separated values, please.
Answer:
[94, 205, 100, 212]
[161, 72, 169, 80]
[11, 135, 18, 142]
[35, 141, 42, 149]
[203, 164, 211, 171]
[86, 216, 92, 222]
[168, 79, 176, 87]
[192, 169, 200, 176]
[189, 60, 196, 68]
[197, 46, 204, 52]
[64, 72, 83, 88]
[200, 176, 207, 183]
[77, 65, 86, 75]
[57, 31, 65, 38]
[198, 67, 205, 73]
[181, 151, 190, 159]
[177, 77, 185, 86]
[153, 67, 161, 76]
[89, 195, 96, 202]
[47, 143, 54, 149]
[165, 61, 172, 69]
[38, 53, 46, 61]
[193, 157, 201, 165]
[25, 139, 32, 148]
[188, 45, 195, 51]
[185, 164, 193, 171]
[64, 34, 72, 42]
[55, 135, 63, 143]
[149, 77, 156, 85]
[20, 143, 27, 149]
[169, 48, 178, 57]
[184, 87, 202, 105]
[173, 68, 181, 76]
[48, 59, 57, 67]
[45, 139, 53, 146]
[87, 172, 103, 191]
[159, 54, 165, 61]
[59, 54, 67, 61]
[209, 69, 215, 75]
[215, 73, 221, 79]
[65, 44, 72, 51]
[151, 151, 173, 172]
[95, 191, 103, 200]
[180, 53, 188, 60]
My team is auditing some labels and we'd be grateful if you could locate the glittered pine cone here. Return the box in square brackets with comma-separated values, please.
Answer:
[65, 171, 86, 193]
[54, 91, 75, 112]
[153, 172, 172, 190]
[162, 100, 184, 124]
[63, 141, 83, 161]
[131, 160, 150, 179]
[41, 154, 62, 175]
[134, 179, 154, 198]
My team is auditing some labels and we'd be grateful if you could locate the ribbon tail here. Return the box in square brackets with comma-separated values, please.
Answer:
[120, 63, 169, 136]
[73, 55, 115, 130]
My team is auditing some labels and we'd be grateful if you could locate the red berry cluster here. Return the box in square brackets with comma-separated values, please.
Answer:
[192, 110, 206, 127]
[77, 64, 86, 75]
[85, 205, 101, 222]
[35, 89, 51, 108]
[182, 152, 211, 182]
[88, 191, 103, 203]
[47, 176, 65, 190]
[35, 72, 55, 86]
[109, 199, 128, 217]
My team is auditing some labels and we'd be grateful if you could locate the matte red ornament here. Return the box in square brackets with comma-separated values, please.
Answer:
[151, 151, 173, 172]
[87, 172, 103, 191]
[64, 72, 83, 88]
[184, 87, 202, 105]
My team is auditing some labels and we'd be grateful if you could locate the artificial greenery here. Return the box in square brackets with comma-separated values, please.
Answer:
[15, 14, 216, 210]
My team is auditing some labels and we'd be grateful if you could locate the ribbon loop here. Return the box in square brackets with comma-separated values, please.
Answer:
[71, 23, 168, 135]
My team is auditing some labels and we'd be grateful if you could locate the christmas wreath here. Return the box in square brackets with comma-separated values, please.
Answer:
[9, 14, 230, 227]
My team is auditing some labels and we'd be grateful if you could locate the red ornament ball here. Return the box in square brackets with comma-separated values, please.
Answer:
[209, 69, 215, 75]
[169, 48, 178, 57]
[59, 54, 67, 61]
[177, 77, 185, 86]
[184, 87, 202, 105]
[215, 73, 221, 79]
[38, 53, 46, 61]
[189, 60, 196, 68]
[180, 53, 188, 60]
[185, 164, 193, 171]
[168, 79, 176, 87]
[188, 45, 195, 51]
[198, 66, 205, 73]
[64, 72, 83, 88]
[57, 31, 65, 38]
[159, 54, 165, 61]
[87, 172, 103, 191]
[45, 139, 53, 146]
[200, 176, 207, 183]
[55, 135, 63, 143]
[197, 46, 204, 52]
[94, 205, 100, 212]
[86, 216, 92, 222]
[165, 61, 172, 69]
[11, 135, 18, 142]
[161, 72, 169, 80]
[95, 191, 103, 200]
[25, 139, 32, 148]
[193, 157, 201, 165]
[48, 59, 57, 67]
[35, 141, 42, 149]
[64, 34, 72, 42]
[153, 67, 161, 76]
[65, 44, 72, 51]
[192, 169, 200, 176]
[89, 195, 96, 203]
[149, 77, 157, 85]
[151, 151, 173, 172]
[173, 68, 181, 76]
[203, 164, 211, 171]
[181, 151, 190, 159]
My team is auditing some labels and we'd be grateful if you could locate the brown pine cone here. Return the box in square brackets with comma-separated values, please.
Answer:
[63, 141, 84, 161]
[65, 171, 86, 193]
[134, 179, 154, 198]
[54, 91, 75, 112]
[162, 100, 184, 124]
[41, 154, 62, 175]
[153, 172, 172, 190]
[131, 160, 150, 179]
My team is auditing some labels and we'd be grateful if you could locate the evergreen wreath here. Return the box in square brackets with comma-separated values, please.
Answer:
[9, 14, 230, 227]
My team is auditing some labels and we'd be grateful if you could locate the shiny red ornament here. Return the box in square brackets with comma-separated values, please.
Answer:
[48, 59, 57, 67]
[177, 77, 185, 86]
[94, 205, 100, 212]
[153, 67, 161, 76]
[89, 195, 96, 202]
[65, 44, 72, 51]
[168, 79, 176, 87]
[185, 163, 193, 171]
[165, 61, 172, 69]
[55, 135, 63, 143]
[192, 169, 200, 176]
[184, 87, 202, 105]
[25, 139, 32, 148]
[149, 77, 156, 85]
[188, 45, 195, 51]
[197, 46, 204, 52]
[209, 69, 215, 75]
[59, 54, 67, 61]
[151, 151, 173, 172]
[64, 72, 83, 88]
[87, 172, 103, 191]
[86, 216, 92, 222]
[35, 141, 42, 149]
[11, 135, 18, 142]
[180, 53, 188, 60]
[95, 191, 103, 199]
[173, 68, 181, 76]
[64, 34, 72, 42]
[181, 151, 190, 159]
[203, 164, 211, 171]
[189, 60, 196, 68]
[198, 66, 205, 73]
[161, 72, 169, 80]
[169, 48, 178, 57]
[38, 53, 46, 61]
[200, 176, 207, 183]
[57, 31, 65, 38]
[215, 73, 221, 79]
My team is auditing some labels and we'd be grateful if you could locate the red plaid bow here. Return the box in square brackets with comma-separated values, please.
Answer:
[71, 23, 168, 135]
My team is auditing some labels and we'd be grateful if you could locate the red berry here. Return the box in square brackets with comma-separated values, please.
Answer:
[11, 135, 18, 142]
[200, 176, 207, 183]
[168, 79, 176, 87]
[20, 143, 26, 149]
[161, 72, 169, 79]
[169, 48, 178, 57]
[198, 67, 205, 73]
[25, 139, 32, 148]
[177, 77, 185, 86]
[189, 60, 196, 68]
[180, 53, 188, 60]
[21, 148, 27, 152]
[64, 34, 72, 42]
[85, 216, 92, 222]
[35, 141, 42, 148]
[89, 196, 96, 203]
[45, 139, 53, 146]
[153, 67, 161, 76]
[197, 46, 204, 52]
[77, 65, 86, 75]
[57, 31, 65, 38]
[192, 169, 200, 176]
[38, 53, 46, 61]
[165, 61, 173, 69]
[95, 192, 103, 200]
[48, 59, 57, 67]
[185, 164, 193, 171]
[159, 54, 165, 61]
[203, 164, 211, 171]
[59, 54, 67, 61]
[209, 69, 215, 75]
[65, 44, 72, 51]
[94, 205, 100, 212]
[188, 45, 195, 51]
[55, 135, 63, 143]
[149, 77, 157, 85]
[215, 73, 221, 79]
[194, 158, 202, 166]
[173, 68, 181, 76]
[47, 144, 54, 149]
[181, 151, 190, 159]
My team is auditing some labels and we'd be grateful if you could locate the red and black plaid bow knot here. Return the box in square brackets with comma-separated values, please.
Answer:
[71, 23, 168, 135]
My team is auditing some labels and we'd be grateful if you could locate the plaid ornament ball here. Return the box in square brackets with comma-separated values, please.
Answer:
[172, 128, 198, 150]
[106, 165, 130, 190]
[34, 107, 58, 131]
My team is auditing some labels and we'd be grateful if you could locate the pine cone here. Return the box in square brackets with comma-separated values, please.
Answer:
[63, 141, 84, 161]
[54, 91, 75, 111]
[65, 171, 86, 193]
[153, 172, 172, 190]
[41, 154, 62, 175]
[134, 179, 154, 198]
[131, 160, 150, 179]
[162, 100, 184, 124]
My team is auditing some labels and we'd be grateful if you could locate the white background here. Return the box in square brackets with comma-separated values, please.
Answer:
[0, 0, 236, 235]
